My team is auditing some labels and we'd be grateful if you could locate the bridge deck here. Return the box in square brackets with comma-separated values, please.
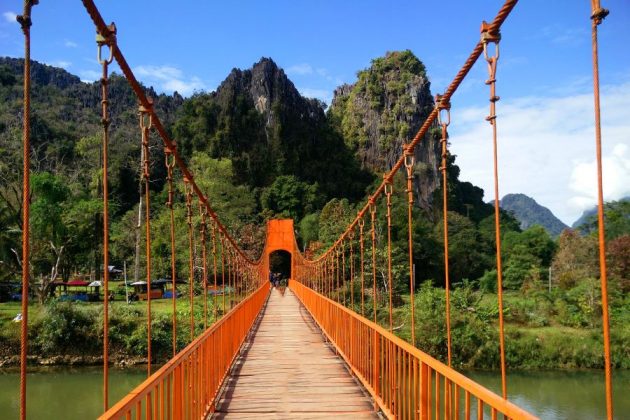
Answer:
[212, 288, 379, 419]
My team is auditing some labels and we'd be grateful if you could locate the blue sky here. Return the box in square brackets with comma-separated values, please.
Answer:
[1, 1, 629, 224]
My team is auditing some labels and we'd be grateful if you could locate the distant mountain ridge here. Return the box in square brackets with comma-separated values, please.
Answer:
[572, 196, 630, 230]
[499, 193, 568, 236]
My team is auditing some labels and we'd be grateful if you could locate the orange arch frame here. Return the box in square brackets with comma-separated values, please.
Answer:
[264, 219, 297, 279]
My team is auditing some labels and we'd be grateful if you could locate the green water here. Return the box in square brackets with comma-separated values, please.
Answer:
[0, 366, 146, 420]
[467, 370, 630, 419]
[0, 367, 627, 419]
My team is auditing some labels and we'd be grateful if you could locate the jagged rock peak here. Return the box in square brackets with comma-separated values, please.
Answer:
[329, 50, 438, 209]
[216, 57, 324, 121]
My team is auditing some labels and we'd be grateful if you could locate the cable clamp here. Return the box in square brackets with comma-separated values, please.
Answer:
[97, 23, 117, 65]
[591, 7, 609, 25]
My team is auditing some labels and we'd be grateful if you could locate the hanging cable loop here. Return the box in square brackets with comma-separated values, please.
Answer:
[348, 229, 355, 310]
[435, 94, 451, 127]
[199, 202, 209, 329]
[369, 199, 378, 325]
[403, 146, 416, 346]
[358, 217, 366, 317]
[164, 143, 177, 357]
[482, 19, 507, 400]
[184, 177, 195, 341]
[138, 100, 154, 377]
[435, 94, 454, 367]
[96, 23, 116, 66]
[384, 178, 394, 331]
[589, 2, 613, 418]
[94, 19, 117, 411]
[17, 2, 38, 419]
[211, 223, 218, 320]
[481, 22, 501, 124]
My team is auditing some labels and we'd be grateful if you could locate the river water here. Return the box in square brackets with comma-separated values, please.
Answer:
[0, 367, 627, 419]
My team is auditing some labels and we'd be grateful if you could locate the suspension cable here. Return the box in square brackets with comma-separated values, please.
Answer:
[184, 178, 195, 341]
[370, 200, 378, 325]
[358, 218, 366, 317]
[165, 145, 177, 357]
[403, 148, 416, 346]
[199, 202, 209, 329]
[17, 2, 38, 418]
[384, 179, 394, 332]
[342, 242, 347, 305]
[335, 247, 340, 303]
[590, 2, 613, 419]
[349, 230, 355, 311]
[140, 101, 154, 376]
[221, 234, 226, 314]
[211, 223, 218, 320]
[95, 20, 116, 410]
[481, 21, 507, 399]
[436, 94, 453, 367]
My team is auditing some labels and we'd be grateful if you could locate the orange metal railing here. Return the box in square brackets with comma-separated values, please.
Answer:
[99, 283, 269, 420]
[289, 280, 536, 420]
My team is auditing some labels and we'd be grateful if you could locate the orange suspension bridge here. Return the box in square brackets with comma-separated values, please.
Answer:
[13, 0, 615, 419]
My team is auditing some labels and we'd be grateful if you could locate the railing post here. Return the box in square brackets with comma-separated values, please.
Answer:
[373, 329, 379, 411]
[420, 362, 429, 420]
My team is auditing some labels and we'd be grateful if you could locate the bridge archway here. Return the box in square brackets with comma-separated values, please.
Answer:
[269, 250, 292, 282]
[264, 219, 297, 281]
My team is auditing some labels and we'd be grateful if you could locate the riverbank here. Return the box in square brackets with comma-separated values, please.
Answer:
[0, 296, 227, 367]
[1, 284, 628, 370]
[0, 354, 149, 368]
[385, 284, 630, 370]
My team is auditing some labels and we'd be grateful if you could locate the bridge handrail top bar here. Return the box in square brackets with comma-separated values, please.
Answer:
[98, 283, 270, 419]
[81, 0, 261, 266]
[289, 280, 536, 420]
[304, 0, 518, 263]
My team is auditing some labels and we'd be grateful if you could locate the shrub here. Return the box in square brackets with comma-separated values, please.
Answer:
[31, 301, 99, 354]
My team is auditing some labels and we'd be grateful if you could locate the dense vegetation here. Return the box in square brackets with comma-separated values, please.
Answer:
[0, 53, 627, 370]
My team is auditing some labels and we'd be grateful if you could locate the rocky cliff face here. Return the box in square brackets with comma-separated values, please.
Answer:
[216, 58, 326, 136]
[173, 58, 371, 199]
[329, 50, 439, 209]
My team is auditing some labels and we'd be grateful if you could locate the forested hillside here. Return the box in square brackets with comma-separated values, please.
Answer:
[1, 53, 628, 369]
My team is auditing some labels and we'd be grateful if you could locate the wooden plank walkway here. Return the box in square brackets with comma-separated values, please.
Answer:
[212, 287, 379, 419]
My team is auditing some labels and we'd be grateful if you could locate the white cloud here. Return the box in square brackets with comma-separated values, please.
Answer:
[2, 11, 17, 23]
[64, 40, 78, 48]
[286, 63, 313, 76]
[48, 60, 71, 69]
[569, 143, 630, 213]
[133, 65, 205, 96]
[78, 69, 101, 82]
[298, 87, 332, 105]
[448, 80, 630, 225]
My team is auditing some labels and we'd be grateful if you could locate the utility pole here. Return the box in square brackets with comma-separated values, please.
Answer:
[124, 261, 129, 304]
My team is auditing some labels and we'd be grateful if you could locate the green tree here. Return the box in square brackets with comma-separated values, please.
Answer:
[318, 199, 355, 249]
[435, 212, 490, 285]
[551, 229, 598, 289]
[578, 199, 630, 240]
[261, 175, 324, 220]
[503, 244, 542, 290]
[298, 213, 320, 250]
